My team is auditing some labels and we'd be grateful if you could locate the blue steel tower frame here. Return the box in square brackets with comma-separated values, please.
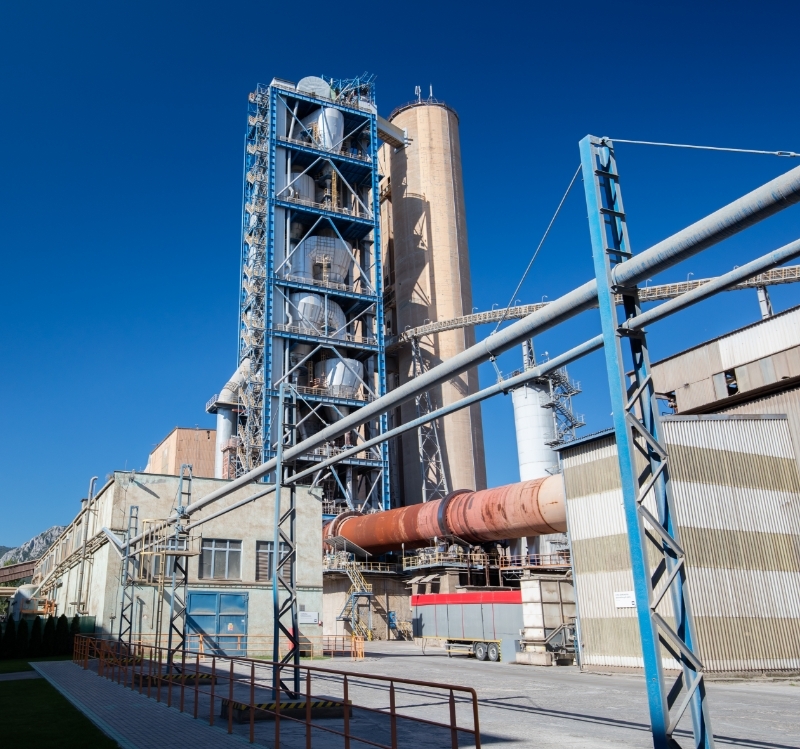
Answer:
[581, 135, 714, 749]
[237, 76, 389, 511]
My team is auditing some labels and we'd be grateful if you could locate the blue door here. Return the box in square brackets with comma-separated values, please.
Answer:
[186, 591, 248, 656]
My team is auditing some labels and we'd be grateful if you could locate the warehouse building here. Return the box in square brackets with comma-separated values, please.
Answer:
[560, 414, 800, 675]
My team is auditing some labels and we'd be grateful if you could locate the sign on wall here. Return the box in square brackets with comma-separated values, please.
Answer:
[614, 591, 636, 609]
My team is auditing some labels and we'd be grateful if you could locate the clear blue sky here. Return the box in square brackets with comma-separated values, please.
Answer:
[2, 1, 799, 545]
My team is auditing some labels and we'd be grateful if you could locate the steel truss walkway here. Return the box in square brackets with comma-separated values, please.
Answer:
[387, 264, 800, 350]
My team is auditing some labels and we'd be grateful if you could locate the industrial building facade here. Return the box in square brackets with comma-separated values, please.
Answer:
[561, 415, 800, 674]
[33, 471, 323, 648]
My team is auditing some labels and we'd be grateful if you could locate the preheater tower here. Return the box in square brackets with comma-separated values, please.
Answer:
[381, 97, 487, 504]
[208, 74, 404, 512]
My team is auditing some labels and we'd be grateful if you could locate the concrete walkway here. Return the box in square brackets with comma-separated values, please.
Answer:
[0, 670, 42, 681]
[32, 661, 252, 749]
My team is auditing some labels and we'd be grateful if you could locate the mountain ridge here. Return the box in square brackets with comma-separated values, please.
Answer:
[0, 526, 66, 566]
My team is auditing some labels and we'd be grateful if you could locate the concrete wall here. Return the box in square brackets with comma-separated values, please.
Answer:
[384, 101, 486, 504]
[37, 472, 323, 641]
[322, 573, 412, 639]
[143, 427, 217, 478]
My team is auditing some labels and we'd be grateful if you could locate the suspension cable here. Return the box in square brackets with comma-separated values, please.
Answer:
[608, 138, 800, 158]
[492, 165, 582, 334]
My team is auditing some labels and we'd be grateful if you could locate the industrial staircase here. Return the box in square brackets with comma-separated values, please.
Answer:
[337, 562, 374, 639]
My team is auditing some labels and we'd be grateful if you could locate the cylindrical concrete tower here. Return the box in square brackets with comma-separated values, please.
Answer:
[385, 100, 487, 504]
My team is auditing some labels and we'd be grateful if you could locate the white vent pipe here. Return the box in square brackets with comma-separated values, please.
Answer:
[214, 358, 250, 478]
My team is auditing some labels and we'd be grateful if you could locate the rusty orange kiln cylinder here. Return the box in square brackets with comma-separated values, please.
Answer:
[323, 476, 566, 556]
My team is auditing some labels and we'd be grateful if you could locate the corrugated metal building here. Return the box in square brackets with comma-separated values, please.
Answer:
[651, 305, 800, 414]
[720, 386, 800, 466]
[561, 415, 800, 675]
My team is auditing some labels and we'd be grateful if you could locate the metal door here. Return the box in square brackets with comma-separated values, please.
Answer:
[186, 591, 248, 656]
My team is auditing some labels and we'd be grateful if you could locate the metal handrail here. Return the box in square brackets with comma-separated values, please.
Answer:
[279, 193, 373, 221]
[277, 135, 372, 162]
[498, 553, 571, 568]
[73, 634, 482, 748]
[272, 323, 377, 346]
[403, 551, 491, 570]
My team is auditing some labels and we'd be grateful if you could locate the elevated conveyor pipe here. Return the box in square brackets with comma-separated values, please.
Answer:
[119, 161, 800, 543]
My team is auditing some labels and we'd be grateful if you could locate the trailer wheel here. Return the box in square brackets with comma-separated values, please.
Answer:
[487, 643, 499, 662]
[474, 642, 488, 661]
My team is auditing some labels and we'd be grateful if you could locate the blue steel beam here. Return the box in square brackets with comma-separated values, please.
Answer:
[272, 276, 380, 304]
[276, 136, 373, 168]
[269, 328, 379, 352]
[581, 135, 714, 749]
[273, 198, 374, 225]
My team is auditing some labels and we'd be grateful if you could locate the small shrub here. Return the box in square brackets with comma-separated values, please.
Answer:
[42, 616, 55, 657]
[28, 617, 42, 658]
[15, 618, 29, 659]
[1, 618, 16, 659]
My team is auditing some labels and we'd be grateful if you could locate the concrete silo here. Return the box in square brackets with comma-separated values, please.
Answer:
[381, 98, 486, 504]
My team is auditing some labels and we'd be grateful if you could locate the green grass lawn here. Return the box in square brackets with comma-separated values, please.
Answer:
[0, 654, 74, 674]
[0, 679, 119, 748]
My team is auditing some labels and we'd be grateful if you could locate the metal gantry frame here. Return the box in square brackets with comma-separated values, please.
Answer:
[581, 135, 713, 748]
[118, 505, 139, 647]
[165, 464, 193, 672]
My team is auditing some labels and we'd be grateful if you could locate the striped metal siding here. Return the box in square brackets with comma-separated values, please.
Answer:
[651, 306, 800, 412]
[564, 415, 800, 672]
[720, 385, 800, 471]
[717, 306, 800, 371]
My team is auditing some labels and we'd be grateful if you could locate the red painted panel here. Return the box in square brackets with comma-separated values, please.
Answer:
[412, 591, 522, 606]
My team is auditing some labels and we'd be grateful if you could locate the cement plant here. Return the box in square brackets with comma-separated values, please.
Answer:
[3, 73, 800, 749]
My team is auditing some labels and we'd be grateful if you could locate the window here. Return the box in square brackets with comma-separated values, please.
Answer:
[199, 539, 242, 580]
[256, 541, 291, 582]
[724, 369, 738, 396]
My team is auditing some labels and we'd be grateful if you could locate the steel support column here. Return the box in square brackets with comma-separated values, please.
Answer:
[581, 135, 714, 749]
[166, 464, 192, 673]
[272, 383, 300, 695]
[118, 505, 139, 647]
[411, 337, 449, 502]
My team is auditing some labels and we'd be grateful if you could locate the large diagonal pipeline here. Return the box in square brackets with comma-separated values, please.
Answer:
[324, 475, 566, 555]
[180, 161, 800, 521]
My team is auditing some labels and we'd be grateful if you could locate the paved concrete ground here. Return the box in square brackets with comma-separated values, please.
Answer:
[32, 647, 800, 749]
[351, 641, 800, 749]
[0, 670, 42, 681]
[32, 661, 252, 749]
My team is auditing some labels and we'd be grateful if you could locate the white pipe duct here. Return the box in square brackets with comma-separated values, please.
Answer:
[214, 358, 250, 478]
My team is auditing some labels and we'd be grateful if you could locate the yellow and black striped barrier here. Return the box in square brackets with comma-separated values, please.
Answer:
[133, 671, 218, 686]
[221, 697, 350, 722]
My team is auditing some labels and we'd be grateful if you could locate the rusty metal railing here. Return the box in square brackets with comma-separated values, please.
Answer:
[73, 635, 481, 748]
